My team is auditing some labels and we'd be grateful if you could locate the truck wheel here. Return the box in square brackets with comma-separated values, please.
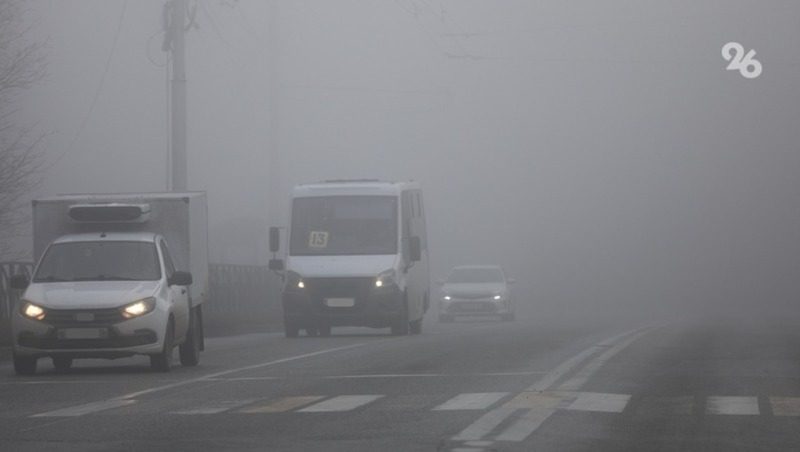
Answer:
[52, 356, 73, 373]
[150, 320, 174, 372]
[319, 324, 332, 337]
[284, 319, 299, 338]
[13, 354, 37, 376]
[305, 327, 319, 337]
[179, 308, 201, 367]
[409, 317, 422, 335]
[391, 299, 410, 336]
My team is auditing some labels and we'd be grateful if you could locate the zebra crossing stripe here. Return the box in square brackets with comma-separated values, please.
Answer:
[31, 399, 136, 417]
[706, 396, 759, 415]
[769, 397, 800, 416]
[239, 396, 326, 413]
[171, 399, 257, 415]
[298, 395, 383, 412]
[434, 393, 509, 411]
[567, 392, 630, 413]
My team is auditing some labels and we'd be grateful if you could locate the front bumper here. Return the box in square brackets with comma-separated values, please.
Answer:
[12, 309, 166, 358]
[282, 282, 404, 328]
[441, 299, 511, 316]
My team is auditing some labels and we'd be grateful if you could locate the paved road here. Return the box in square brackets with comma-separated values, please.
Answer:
[2, 313, 800, 451]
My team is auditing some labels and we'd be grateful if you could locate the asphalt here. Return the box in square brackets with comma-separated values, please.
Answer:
[1, 312, 799, 451]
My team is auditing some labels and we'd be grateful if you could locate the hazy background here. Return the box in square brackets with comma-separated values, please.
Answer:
[15, 0, 800, 322]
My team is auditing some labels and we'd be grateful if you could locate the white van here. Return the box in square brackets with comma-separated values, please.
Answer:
[269, 180, 430, 337]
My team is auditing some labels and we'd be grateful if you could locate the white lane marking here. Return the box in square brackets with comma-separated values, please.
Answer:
[567, 392, 630, 413]
[119, 343, 366, 400]
[504, 391, 566, 409]
[637, 396, 694, 416]
[298, 395, 383, 413]
[239, 396, 326, 413]
[171, 399, 256, 415]
[452, 406, 518, 441]
[479, 327, 651, 443]
[706, 396, 759, 415]
[31, 399, 136, 418]
[322, 371, 546, 379]
[770, 397, 800, 416]
[494, 408, 556, 442]
[434, 393, 509, 411]
[557, 328, 652, 392]
[205, 377, 282, 382]
[24, 343, 365, 423]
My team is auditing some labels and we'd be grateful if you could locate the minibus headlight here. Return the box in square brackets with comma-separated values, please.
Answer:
[285, 271, 305, 291]
[121, 297, 156, 319]
[375, 269, 396, 288]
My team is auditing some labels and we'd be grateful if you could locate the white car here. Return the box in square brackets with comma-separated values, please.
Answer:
[10, 232, 199, 375]
[438, 265, 515, 322]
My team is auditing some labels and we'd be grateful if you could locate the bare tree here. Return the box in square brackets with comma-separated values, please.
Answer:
[0, 0, 46, 259]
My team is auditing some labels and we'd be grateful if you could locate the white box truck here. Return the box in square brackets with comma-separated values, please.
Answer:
[9, 192, 208, 375]
[269, 180, 430, 337]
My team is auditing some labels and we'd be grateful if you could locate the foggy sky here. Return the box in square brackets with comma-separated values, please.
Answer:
[17, 0, 800, 321]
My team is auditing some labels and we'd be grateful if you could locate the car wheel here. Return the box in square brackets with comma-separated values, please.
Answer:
[150, 320, 174, 372]
[13, 354, 37, 376]
[305, 327, 320, 337]
[179, 308, 201, 367]
[318, 324, 332, 337]
[52, 356, 73, 373]
[409, 318, 422, 335]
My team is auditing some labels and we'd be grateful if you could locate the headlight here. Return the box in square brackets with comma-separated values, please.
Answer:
[493, 295, 502, 300]
[443, 295, 451, 301]
[121, 297, 156, 319]
[285, 271, 305, 291]
[375, 269, 396, 288]
[21, 301, 46, 321]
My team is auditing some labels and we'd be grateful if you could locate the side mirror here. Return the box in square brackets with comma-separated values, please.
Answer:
[435, 278, 445, 286]
[269, 227, 281, 253]
[169, 271, 193, 286]
[507, 278, 516, 285]
[408, 236, 421, 262]
[268, 259, 285, 271]
[9, 274, 29, 290]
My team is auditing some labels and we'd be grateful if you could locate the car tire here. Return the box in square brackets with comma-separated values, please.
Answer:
[391, 298, 410, 336]
[179, 308, 201, 367]
[150, 320, 174, 372]
[284, 319, 300, 338]
[13, 354, 37, 376]
[305, 327, 319, 337]
[319, 324, 332, 337]
[52, 356, 73, 373]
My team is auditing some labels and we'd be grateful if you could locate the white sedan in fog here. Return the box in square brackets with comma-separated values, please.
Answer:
[438, 265, 515, 322]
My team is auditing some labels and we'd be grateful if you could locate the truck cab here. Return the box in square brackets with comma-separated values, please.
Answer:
[270, 180, 430, 337]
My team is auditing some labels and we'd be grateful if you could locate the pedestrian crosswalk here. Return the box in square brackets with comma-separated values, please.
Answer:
[29, 391, 800, 420]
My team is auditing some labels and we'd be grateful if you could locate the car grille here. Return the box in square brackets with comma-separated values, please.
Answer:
[452, 301, 497, 313]
[44, 308, 126, 327]
[451, 293, 493, 300]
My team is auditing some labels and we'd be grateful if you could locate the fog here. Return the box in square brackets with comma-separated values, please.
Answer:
[16, 1, 800, 323]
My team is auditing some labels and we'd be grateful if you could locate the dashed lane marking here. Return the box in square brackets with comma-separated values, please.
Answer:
[706, 396, 760, 416]
[298, 395, 384, 413]
[636, 396, 694, 416]
[239, 396, 326, 413]
[434, 393, 510, 411]
[567, 392, 630, 413]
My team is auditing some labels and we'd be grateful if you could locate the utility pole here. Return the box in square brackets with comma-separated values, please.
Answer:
[164, 0, 187, 192]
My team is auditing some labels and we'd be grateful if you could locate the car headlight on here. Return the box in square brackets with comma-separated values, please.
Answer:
[375, 269, 396, 288]
[285, 271, 306, 291]
[493, 295, 502, 300]
[121, 297, 156, 319]
[443, 295, 451, 301]
[20, 301, 46, 321]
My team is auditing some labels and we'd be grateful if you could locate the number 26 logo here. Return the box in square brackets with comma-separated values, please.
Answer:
[722, 42, 762, 79]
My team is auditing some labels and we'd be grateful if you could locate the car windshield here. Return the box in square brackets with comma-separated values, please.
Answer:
[33, 241, 160, 282]
[447, 267, 504, 284]
[289, 196, 398, 256]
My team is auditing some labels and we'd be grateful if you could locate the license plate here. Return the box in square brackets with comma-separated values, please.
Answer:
[58, 328, 108, 340]
[325, 298, 355, 308]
